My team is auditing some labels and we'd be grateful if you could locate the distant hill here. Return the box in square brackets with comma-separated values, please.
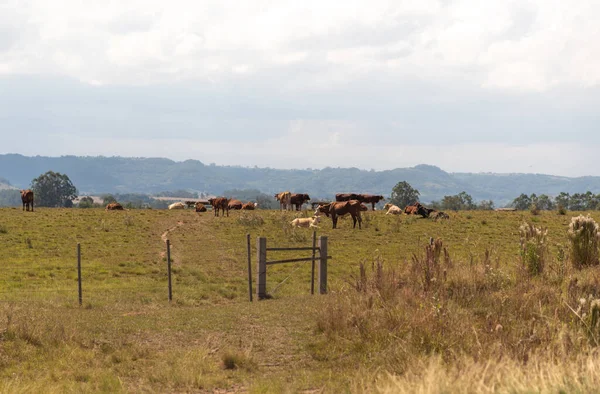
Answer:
[2, 154, 600, 206]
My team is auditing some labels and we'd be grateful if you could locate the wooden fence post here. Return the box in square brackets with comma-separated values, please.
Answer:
[167, 240, 172, 302]
[247, 234, 253, 302]
[257, 237, 267, 300]
[77, 243, 82, 306]
[318, 236, 328, 294]
[310, 231, 316, 295]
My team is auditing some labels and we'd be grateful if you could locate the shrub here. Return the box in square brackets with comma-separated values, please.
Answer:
[557, 205, 567, 215]
[568, 215, 599, 269]
[519, 222, 548, 276]
[530, 204, 540, 216]
[0, 224, 7, 234]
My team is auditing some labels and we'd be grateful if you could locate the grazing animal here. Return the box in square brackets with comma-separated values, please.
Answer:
[290, 193, 311, 211]
[335, 193, 360, 202]
[275, 191, 292, 211]
[184, 201, 197, 208]
[384, 204, 402, 215]
[228, 199, 243, 210]
[242, 202, 257, 210]
[315, 200, 363, 229]
[105, 202, 124, 211]
[195, 202, 207, 212]
[290, 216, 321, 228]
[208, 197, 230, 217]
[20, 189, 34, 211]
[357, 194, 385, 210]
[168, 202, 186, 210]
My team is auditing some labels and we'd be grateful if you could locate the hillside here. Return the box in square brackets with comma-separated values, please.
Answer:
[2, 154, 600, 205]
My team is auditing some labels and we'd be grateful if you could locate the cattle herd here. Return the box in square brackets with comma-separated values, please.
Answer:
[18, 189, 449, 229]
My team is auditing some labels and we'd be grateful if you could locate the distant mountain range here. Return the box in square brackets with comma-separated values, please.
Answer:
[1, 154, 599, 206]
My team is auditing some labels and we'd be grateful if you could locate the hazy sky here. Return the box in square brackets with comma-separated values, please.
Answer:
[1, 0, 599, 176]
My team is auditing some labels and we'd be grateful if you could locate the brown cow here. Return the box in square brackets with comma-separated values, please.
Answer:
[105, 202, 124, 211]
[357, 194, 385, 210]
[404, 202, 430, 218]
[290, 193, 310, 211]
[242, 202, 257, 210]
[315, 200, 363, 229]
[228, 199, 243, 210]
[20, 189, 34, 211]
[195, 202, 207, 212]
[275, 191, 292, 211]
[335, 193, 359, 202]
[208, 197, 230, 217]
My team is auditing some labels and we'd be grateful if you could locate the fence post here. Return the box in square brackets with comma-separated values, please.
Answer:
[167, 240, 172, 302]
[310, 231, 316, 295]
[77, 243, 82, 306]
[247, 234, 253, 302]
[318, 236, 328, 294]
[257, 237, 267, 300]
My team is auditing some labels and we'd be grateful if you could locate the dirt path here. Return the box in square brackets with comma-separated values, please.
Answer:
[159, 220, 185, 260]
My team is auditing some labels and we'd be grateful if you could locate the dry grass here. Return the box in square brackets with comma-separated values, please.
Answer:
[1, 208, 600, 392]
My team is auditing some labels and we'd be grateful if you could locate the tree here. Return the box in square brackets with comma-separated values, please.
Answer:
[555, 192, 570, 210]
[31, 171, 78, 207]
[78, 196, 95, 208]
[536, 194, 555, 210]
[477, 200, 495, 210]
[390, 181, 420, 208]
[512, 194, 532, 210]
[440, 191, 476, 211]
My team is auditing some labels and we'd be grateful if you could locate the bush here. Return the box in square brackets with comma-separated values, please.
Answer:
[568, 215, 600, 269]
[519, 222, 548, 276]
[557, 205, 567, 215]
[530, 204, 540, 216]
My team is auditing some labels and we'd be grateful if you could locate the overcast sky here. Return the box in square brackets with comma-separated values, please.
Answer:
[1, 0, 599, 176]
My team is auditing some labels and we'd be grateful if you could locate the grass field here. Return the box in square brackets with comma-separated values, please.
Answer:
[1, 207, 600, 393]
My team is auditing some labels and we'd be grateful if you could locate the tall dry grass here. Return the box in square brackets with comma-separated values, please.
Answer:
[519, 222, 548, 276]
[568, 214, 600, 269]
[375, 353, 600, 394]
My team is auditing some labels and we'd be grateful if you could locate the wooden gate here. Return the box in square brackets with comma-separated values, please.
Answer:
[255, 233, 330, 300]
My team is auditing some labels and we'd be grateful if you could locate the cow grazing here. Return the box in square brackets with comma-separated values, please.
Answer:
[315, 200, 363, 229]
[20, 189, 34, 212]
[384, 203, 402, 215]
[105, 202, 124, 211]
[335, 193, 360, 202]
[290, 193, 311, 211]
[228, 199, 243, 210]
[242, 202, 257, 210]
[275, 191, 292, 211]
[208, 197, 230, 217]
[290, 216, 321, 228]
[357, 194, 385, 210]
[195, 202, 207, 212]
[168, 202, 186, 210]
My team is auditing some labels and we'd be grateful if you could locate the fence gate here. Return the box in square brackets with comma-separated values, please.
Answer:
[256, 233, 330, 300]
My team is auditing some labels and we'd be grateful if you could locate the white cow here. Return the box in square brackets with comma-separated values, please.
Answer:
[384, 203, 402, 215]
[168, 202, 186, 210]
[290, 216, 321, 228]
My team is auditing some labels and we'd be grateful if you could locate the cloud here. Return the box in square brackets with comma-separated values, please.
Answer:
[0, 1, 599, 177]
[0, 0, 598, 91]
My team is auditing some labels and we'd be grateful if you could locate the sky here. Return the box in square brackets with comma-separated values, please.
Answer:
[1, 0, 599, 176]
